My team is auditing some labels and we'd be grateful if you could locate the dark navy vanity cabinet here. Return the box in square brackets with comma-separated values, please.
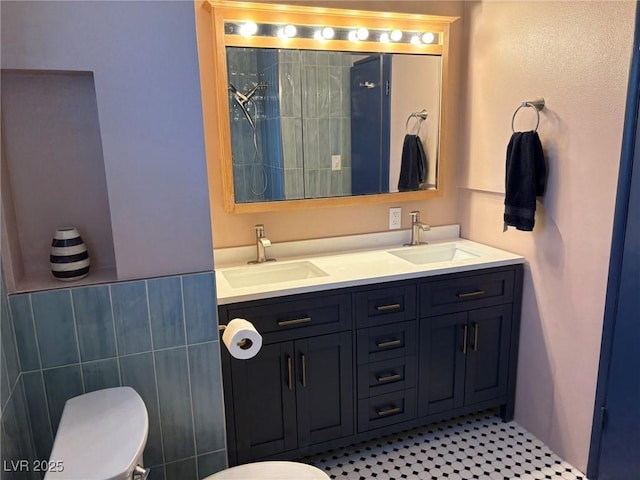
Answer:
[219, 264, 523, 465]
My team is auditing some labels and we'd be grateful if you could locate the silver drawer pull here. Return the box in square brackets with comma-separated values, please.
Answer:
[287, 356, 293, 390]
[457, 290, 486, 299]
[376, 303, 401, 312]
[277, 317, 312, 327]
[376, 339, 402, 349]
[377, 406, 401, 417]
[376, 373, 401, 383]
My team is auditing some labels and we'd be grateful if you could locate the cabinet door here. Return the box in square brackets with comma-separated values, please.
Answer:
[418, 312, 467, 417]
[231, 342, 297, 463]
[464, 305, 512, 405]
[295, 332, 354, 447]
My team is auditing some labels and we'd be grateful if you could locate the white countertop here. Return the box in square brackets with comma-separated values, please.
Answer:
[214, 226, 524, 305]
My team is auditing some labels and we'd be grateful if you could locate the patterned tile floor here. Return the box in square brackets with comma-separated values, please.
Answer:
[307, 410, 587, 479]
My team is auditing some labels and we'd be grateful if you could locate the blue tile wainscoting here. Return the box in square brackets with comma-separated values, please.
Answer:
[5, 271, 227, 480]
[1, 261, 38, 480]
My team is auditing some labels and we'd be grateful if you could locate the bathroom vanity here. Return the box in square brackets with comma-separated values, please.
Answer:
[215, 231, 524, 465]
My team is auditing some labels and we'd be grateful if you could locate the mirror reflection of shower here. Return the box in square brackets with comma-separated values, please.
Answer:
[227, 47, 298, 202]
[228, 81, 268, 197]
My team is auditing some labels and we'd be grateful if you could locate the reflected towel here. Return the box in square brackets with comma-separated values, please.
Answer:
[398, 134, 427, 192]
[504, 131, 546, 231]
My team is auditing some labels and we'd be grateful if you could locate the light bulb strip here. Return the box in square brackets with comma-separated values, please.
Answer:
[224, 21, 440, 46]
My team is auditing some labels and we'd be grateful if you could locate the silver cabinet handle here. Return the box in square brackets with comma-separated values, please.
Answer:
[287, 356, 293, 390]
[133, 465, 150, 480]
[457, 290, 486, 299]
[301, 354, 307, 387]
[376, 339, 402, 349]
[473, 322, 479, 351]
[376, 373, 401, 383]
[461, 324, 468, 354]
[278, 317, 312, 327]
[376, 303, 401, 312]
[377, 406, 401, 417]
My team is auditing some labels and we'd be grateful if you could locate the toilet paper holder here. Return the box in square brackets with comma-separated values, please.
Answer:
[218, 323, 252, 349]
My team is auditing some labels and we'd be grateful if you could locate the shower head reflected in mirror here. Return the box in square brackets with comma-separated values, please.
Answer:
[228, 82, 267, 130]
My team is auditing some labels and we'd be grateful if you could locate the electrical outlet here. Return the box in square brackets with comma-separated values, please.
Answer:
[331, 155, 342, 171]
[389, 207, 402, 230]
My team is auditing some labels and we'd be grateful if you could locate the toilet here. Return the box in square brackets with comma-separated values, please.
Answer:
[202, 461, 329, 480]
[44, 387, 149, 480]
[45, 387, 329, 480]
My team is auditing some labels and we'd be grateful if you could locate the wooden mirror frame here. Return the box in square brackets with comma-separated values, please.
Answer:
[202, 0, 458, 213]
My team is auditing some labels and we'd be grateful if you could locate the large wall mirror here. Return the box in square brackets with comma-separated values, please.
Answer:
[204, 1, 458, 213]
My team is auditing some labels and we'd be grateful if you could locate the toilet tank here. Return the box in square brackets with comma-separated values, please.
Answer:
[44, 387, 149, 480]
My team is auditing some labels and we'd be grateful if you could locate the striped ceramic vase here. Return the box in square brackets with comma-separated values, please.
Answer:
[50, 227, 90, 281]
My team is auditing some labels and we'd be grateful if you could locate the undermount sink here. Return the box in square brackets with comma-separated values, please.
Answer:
[389, 243, 480, 265]
[222, 260, 329, 288]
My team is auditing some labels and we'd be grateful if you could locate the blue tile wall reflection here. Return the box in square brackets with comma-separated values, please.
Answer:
[7, 271, 226, 480]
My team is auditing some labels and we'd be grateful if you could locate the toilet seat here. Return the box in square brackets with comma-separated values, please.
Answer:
[203, 461, 330, 480]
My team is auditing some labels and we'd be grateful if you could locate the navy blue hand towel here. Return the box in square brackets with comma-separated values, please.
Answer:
[398, 134, 427, 191]
[504, 131, 546, 231]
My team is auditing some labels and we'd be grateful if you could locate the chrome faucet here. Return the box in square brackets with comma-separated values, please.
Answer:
[405, 211, 430, 246]
[248, 224, 276, 264]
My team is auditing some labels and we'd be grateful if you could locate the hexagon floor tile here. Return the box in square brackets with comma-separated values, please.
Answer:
[306, 410, 586, 480]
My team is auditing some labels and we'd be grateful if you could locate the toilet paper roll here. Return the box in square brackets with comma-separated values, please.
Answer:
[222, 318, 263, 360]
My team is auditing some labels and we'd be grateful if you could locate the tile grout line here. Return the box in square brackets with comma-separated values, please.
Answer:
[146, 279, 167, 478]
[68, 289, 85, 393]
[28, 294, 54, 441]
[107, 285, 122, 386]
[18, 338, 222, 375]
[181, 276, 200, 480]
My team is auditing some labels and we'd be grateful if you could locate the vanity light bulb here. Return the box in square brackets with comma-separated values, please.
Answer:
[421, 32, 435, 44]
[410, 34, 421, 45]
[348, 30, 359, 42]
[357, 27, 369, 40]
[322, 27, 335, 40]
[284, 24, 297, 37]
[314, 30, 323, 41]
[390, 29, 403, 42]
[379, 32, 390, 43]
[240, 21, 258, 37]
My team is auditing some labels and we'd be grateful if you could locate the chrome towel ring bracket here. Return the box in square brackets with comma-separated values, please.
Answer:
[406, 109, 428, 135]
[511, 97, 545, 133]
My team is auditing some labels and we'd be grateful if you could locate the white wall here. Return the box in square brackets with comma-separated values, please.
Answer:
[458, 1, 635, 472]
[1, 0, 213, 280]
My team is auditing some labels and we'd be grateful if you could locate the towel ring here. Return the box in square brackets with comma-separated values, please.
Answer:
[511, 97, 545, 133]
[406, 109, 428, 135]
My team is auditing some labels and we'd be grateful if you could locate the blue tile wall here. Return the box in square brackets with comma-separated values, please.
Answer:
[72, 286, 117, 361]
[182, 273, 217, 345]
[148, 276, 185, 349]
[154, 347, 195, 462]
[31, 290, 79, 368]
[1, 260, 38, 479]
[6, 271, 226, 480]
[111, 280, 152, 356]
[22, 372, 53, 461]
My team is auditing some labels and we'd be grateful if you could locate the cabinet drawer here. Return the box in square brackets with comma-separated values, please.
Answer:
[357, 321, 416, 365]
[224, 293, 351, 341]
[357, 389, 417, 432]
[420, 269, 515, 316]
[355, 285, 416, 328]
[357, 356, 416, 399]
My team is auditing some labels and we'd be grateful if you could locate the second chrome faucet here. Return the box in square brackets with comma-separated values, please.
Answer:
[405, 211, 430, 246]
[249, 224, 276, 264]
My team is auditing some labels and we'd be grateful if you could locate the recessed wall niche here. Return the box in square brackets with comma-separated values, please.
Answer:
[1, 70, 116, 293]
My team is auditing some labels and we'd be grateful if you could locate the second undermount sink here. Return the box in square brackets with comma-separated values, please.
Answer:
[222, 260, 329, 288]
[389, 243, 480, 265]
